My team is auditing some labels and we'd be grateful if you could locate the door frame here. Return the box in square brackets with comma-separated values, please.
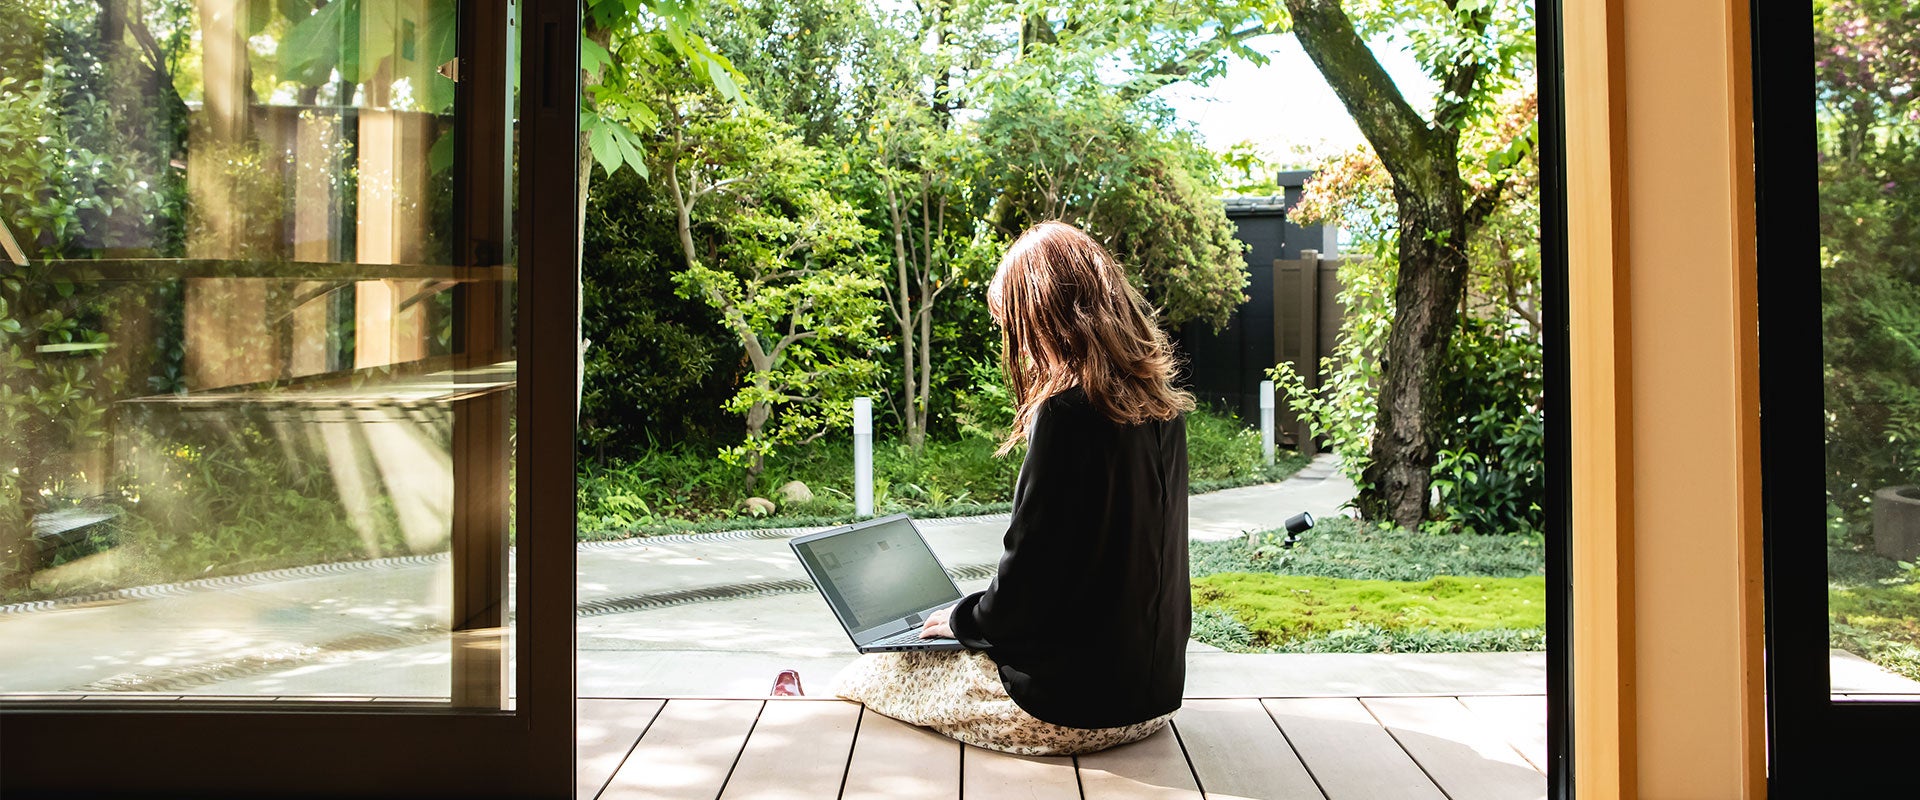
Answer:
[1755, 0, 1920, 792]
[1538, 0, 1576, 795]
[0, 1, 580, 797]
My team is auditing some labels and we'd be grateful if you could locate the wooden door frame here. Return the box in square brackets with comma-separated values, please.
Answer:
[1563, 0, 1770, 796]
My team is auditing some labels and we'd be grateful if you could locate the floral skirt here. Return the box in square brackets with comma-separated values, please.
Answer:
[831, 650, 1174, 756]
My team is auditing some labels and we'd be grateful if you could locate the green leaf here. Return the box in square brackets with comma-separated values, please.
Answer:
[706, 59, 742, 103]
[282, 0, 355, 85]
[588, 123, 620, 176]
[581, 37, 613, 77]
[611, 127, 648, 179]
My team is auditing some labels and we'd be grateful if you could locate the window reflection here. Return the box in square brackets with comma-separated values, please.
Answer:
[0, 0, 512, 706]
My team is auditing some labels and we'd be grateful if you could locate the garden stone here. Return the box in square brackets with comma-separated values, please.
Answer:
[743, 497, 776, 517]
[1873, 486, 1920, 561]
[777, 480, 814, 504]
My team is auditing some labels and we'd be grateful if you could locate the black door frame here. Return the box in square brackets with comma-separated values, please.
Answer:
[1538, 0, 1575, 796]
[0, 0, 580, 796]
[1756, 0, 1920, 793]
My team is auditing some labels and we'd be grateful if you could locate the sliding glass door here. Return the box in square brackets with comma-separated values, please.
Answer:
[1760, 0, 1920, 792]
[0, 0, 578, 795]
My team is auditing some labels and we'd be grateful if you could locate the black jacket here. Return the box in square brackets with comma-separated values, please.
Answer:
[949, 386, 1190, 729]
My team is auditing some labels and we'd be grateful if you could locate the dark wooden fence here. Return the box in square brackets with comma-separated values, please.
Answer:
[1173, 180, 1346, 453]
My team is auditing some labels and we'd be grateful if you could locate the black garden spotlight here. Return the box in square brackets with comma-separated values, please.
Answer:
[1279, 511, 1314, 549]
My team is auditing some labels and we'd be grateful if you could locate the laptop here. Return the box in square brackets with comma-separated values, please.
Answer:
[791, 513, 966, 653]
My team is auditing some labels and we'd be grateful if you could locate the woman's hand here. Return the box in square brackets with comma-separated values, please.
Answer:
[921, 604, 956, 639]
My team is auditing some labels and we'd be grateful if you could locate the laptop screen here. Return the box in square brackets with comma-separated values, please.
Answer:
[793, 517, 961, 635]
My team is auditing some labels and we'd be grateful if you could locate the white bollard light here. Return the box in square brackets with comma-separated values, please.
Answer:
[853, 397, 874, 517]
[1259, 379, 1276, 466]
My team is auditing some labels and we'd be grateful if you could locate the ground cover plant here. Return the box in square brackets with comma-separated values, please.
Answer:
[1827, 544, 1920, 682]
[1194, 573, 1545, 650]
[1189, 516, 1548, 653]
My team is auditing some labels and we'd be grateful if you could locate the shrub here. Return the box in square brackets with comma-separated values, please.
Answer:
[1823, 263, 1920, 544]
[579, 168, 742, 459]
[1426, 318, 1546, 536]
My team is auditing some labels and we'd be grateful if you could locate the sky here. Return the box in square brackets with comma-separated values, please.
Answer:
[1151, 33, 1440, 167]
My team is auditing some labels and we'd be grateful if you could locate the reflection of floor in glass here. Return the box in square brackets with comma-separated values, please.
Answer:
[0, 556, 457, 697]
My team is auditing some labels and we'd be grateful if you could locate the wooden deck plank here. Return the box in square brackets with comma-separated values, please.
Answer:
[1458, 695, 1550, 773]
[1263, 698, 1444, 800]
[1075, 726, 1202, 800]
[718, 700, 862, 800]
[601, 699, 764, 800]
[841, 709, 962, 800]
[1361, 698, 1545, 800]
[579, 699, 665, 800]
[962, 746, 1080, 800]
[1173, 699, 1322, 800]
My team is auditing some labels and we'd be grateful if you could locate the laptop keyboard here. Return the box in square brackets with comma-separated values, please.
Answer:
[872, 628, 950, 647]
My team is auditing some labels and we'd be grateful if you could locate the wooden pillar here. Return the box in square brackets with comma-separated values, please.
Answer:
[1565, 0, 1766, 795]
[183, 0, 278, 390]
[353, 108, 433, 370]
[292, 109, 346, 377]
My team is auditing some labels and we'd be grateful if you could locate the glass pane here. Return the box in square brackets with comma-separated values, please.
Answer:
[0, 0, 515, 707]
[1819, 0, 1920, 700]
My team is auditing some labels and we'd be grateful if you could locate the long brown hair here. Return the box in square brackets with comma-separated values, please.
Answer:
[987, 221, 1194, 454]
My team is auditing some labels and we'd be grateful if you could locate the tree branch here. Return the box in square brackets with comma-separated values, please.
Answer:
[1117, 23, 1270, 102]
[1465, 131, 1538, 232]
[691, 176, 742, 201]
[1432, 9, 1494, 130]
[1283, 0, 1438, 185]
[770, 329, 818, 360]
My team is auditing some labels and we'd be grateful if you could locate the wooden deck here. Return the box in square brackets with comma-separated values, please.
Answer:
[580, 695, 1548, 799]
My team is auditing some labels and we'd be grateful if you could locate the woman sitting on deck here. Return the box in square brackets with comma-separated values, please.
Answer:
[829, 220, 1193, 756]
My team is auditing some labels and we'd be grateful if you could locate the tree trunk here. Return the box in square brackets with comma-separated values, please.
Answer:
[888, 189, 921, 452]
[1357, 186, 1472, 529]
[1285, 0, 1484, 530]
[745, 379, 771, 479]
[913, 303, 932, 450]
[575, 24, 614, 414]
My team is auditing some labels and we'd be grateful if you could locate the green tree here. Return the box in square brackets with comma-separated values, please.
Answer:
[1277, 0, 1534, 528]
[577, 0, 746, 407]
[0, 0, 193, 588]
[1280, 84, 1541, 534]
[1815, 0, 1920, 540]
[977, 83, 1250, 331]
[864, 95, 998, 451]
[578, 167, 742, 458]
[652, 88, 887, 478]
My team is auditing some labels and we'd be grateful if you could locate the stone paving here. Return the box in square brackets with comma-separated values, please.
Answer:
[4, 454, 1917, 700]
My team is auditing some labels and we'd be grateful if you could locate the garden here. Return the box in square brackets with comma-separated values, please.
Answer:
[1814, 0, 1920, 683]
[566, 0, 1551, 657]
[1, 0, 1561, 662]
